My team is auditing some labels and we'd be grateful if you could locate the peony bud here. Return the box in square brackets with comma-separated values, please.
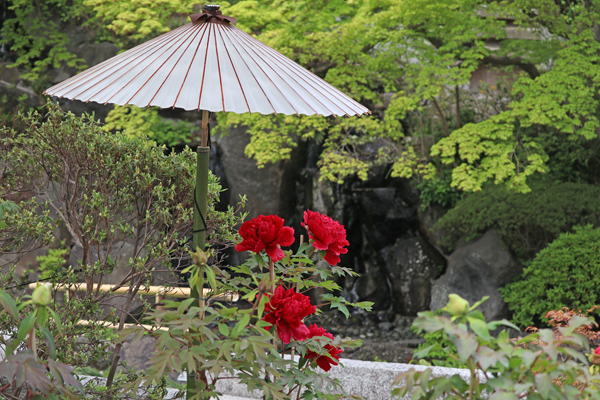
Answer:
[442, 294, 470, 317]
[191, 248, 208, 266]
[258, 278, 270, 294]
[32, 282, 52, 307]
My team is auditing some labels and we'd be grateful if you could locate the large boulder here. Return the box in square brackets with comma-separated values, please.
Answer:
[352, 256, 392, 311]
[353, 186, 419, 251]
[430, 230, 523, 321]
[383, 236, 446, 315]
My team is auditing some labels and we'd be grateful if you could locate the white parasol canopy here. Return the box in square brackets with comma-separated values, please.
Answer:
[44, 7, 369, 117]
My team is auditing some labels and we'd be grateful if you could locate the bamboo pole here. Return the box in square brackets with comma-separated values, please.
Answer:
[187, 109, 210, 399]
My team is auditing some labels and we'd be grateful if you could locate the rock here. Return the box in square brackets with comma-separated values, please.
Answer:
[311, 173, 335, 215]
[378, 322, 393, 332]
[418, 204, 449, 250]
[430, 229, 523, 321]
[49, 25, 120, 84]
[353, 187, 419, 251]
[353, 264, 391, 311]
[214, 125, 302, 221]
[119, 335, 157, 371]
[383, 236, 446, 316]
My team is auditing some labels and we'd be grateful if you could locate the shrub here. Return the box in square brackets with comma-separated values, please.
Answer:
[434, 181, 600, 260]
[416, 176, 461, 210]
[411, 310, 467, 369]
[36, 247, 69, 279]
[394, 295, 600, 400]
[0, 102, 243, 395]
[501, 225, 600, 328]
[103, 105, 193, 146]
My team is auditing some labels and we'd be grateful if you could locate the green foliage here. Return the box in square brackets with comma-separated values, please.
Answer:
[395, 294, 600, 400]
[411, 311, 467, 369]
[0, 287, 84, 398]
[0, 200, 18, 229]
[501, 225, 600, 329]
[432, 2, 600, 192]
[83, 0, 205, 47]
[36, 248, 69, 280]
[434, 181, 600, 260]
[416, 176, 461, 209]
[212, 0, 599, 194]
[1, 0, 87, 82]
[0, 102, 244, 396]
[0, 198, 56, 263]
[104, 105, 193, 146]
[117, 230, 371, 399]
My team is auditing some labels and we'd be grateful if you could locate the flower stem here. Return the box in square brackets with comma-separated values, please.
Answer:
[269, 259, 275, 294]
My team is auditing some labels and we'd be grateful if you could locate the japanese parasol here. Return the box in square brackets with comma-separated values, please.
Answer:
[44, 4, 369, 395]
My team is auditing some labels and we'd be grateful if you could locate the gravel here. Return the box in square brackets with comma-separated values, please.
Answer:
[304, 311, 425, 363]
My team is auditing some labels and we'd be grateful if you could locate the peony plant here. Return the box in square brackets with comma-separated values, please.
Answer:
[395, 295, 600, 400]
[0, 284, 83, 399]
[117, 210, 373, 400]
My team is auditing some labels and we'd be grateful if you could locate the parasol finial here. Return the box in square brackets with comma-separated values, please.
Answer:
[189, 4, 237, 25]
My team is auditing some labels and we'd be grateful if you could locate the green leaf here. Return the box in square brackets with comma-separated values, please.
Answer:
[454, 333, 478, 363]
[257, 293, 268, 320]
[232, 313, 251, 337]
[330, 300, 350, 318]
[178, 298, 195, 314]
[469, 296, 489, 312]
[0, 291, 19, 318]
[413, 344, 440, 359]
[468, 317, 491, 341]
[535, 373, 552, 398]
[204, 266, 218, 292]
[41, 327, 56, 359]
[36, 306, 49, 327]
[48, 308, 62, 332]
[18, 313, 36, 341]
[218, 323, 229, 337]
[487, 319, 520, 332]
[489, 393, 519, 400]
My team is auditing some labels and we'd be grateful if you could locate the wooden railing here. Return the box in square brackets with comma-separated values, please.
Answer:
[28, 283, 239, 331]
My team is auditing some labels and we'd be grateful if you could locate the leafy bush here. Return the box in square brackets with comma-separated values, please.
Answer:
[501, 225, 600, 328]
[36, 247, 69, 279]
[434, 181, 600, 260]
[416, 176, 461, 210]
[103, 105, 193, 146]
[0, 102, 242, 396]
[394, 294, 600, 400]
[411, 310, 467, 369]
[0, 285, 83, 399]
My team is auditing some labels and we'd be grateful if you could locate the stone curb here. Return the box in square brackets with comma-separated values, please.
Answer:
[214, 358, 482, 400]
[79, 359, 481, 400]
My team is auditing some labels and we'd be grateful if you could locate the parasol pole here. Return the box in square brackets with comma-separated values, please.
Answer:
[188, 109, 210, 398]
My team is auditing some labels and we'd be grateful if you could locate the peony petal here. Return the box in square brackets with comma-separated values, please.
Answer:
[316, 356, 334, 372]
[289, 322, 310, 342]
[277, 322, 292, 344]
[324, 251, 341, 266]
[276, 226, 295, 247]
[265, 245, 285, 262]
[235, 242, 253, 252]
[311, 239, 329, 251]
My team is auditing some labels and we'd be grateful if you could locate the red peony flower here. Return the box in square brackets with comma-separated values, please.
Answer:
[304, 324, 343, 372]
[235, 215, 295, 262]
[302, 210, 349, 265]
[263, 286, 316, 344]
[595, 346, 600, 355]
